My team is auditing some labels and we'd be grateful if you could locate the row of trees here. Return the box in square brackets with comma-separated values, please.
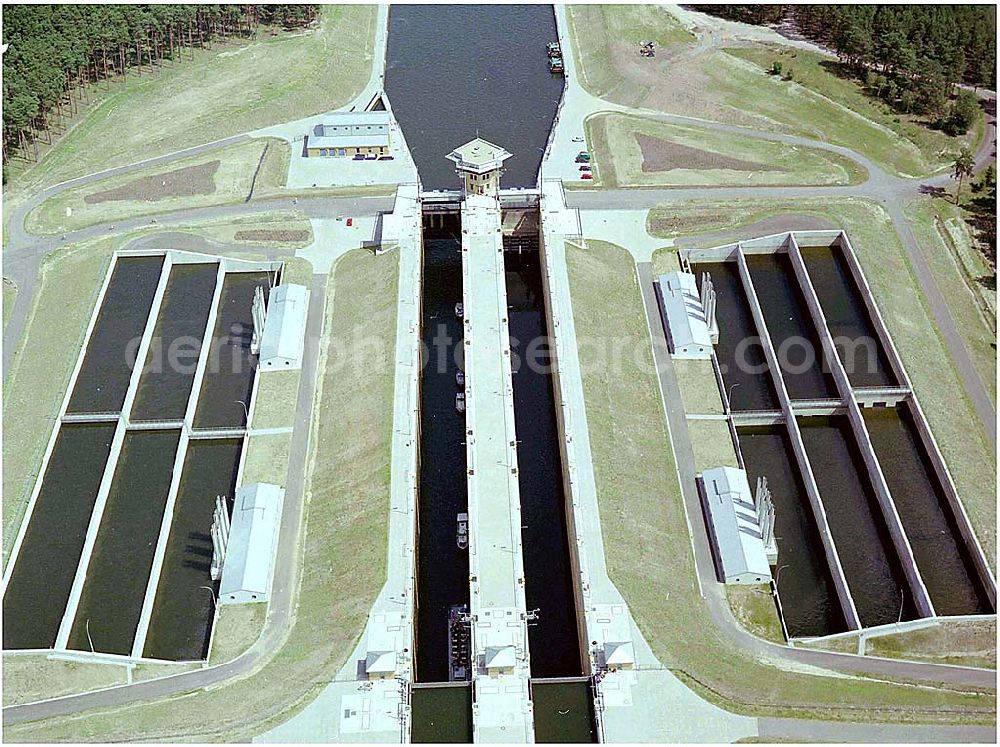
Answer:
[693, 6, 995, 123]
[3, 5, 319, 165]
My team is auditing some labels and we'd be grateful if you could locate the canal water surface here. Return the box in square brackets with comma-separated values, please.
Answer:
[385, 5, 562, 189]
[415, 226, 470, 682]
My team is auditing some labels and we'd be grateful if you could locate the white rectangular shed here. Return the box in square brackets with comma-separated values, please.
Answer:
[259, 284, 309, 370]
[700, 466, 772, 584]
[657, 272, 712, 359]
[219, 482, 285, 604]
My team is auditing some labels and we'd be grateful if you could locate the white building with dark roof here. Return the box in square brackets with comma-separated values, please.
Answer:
[700, 467, 773, 585]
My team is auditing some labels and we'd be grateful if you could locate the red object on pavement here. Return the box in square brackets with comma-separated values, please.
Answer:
[347, 217, 353, 227]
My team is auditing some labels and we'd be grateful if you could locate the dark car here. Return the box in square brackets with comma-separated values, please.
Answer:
[378, 155, 394, 161]
[352, 153, 366, 161]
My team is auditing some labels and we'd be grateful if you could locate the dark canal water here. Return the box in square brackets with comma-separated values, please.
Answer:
[68, 429, 181, 655]
[143, 438, 243, 660]
[415, 228, 470, 683]
[385, 5, 562, 189]
[67, 256, 163, 414]
[738, 425, 845, 637]
[694, 262, 778, 412]
[746, 254, 837, 400]
[799, 416, 917, 627]
[532, 680, 597, 742]
[799, 245, 897, 388]
[410, 685, 472, 742]
[194, 272, 269, 429]
[504, 247, 582, 678]
[864, 406, 992, 615]
[3, 423, 116, 649]
[132, 263, 219, 421]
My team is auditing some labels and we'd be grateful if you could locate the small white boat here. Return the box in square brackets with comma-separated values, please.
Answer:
[455, 392, 466, 414]
[456, 512, 469, 550]
[455, 302, 464, 318]
[456, 370, 465, 387]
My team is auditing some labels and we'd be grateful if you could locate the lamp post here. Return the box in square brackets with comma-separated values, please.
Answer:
[235, 399, 249, 422]
[200, 585, 218, 607]
[727, 382, 741, 413]
[85, 618, 95, 654]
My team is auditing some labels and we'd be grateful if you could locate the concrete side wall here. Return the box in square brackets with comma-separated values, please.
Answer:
[735, 248, 862, 630]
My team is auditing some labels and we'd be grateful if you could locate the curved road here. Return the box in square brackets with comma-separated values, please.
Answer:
[2, 77, 995, 736]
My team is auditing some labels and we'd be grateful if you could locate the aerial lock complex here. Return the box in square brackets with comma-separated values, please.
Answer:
[1, 2, 997, 745]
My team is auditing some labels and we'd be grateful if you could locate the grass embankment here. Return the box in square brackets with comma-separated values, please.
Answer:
[25, 138, 289, 235]
[209, 603, 268, 666]
[587, 113, 866, 188]
[726, 46, 983, 177]
[2, 238, 117, 564]
[565, 4, 695, 103]
[567, 238, 994, 720]
[727, 586, 786, 645]
[3, 278, 17, 329]
[866, 620, 997, 671]
[649, 198, 996, 566]
[3, 247, 400, 742]
[904, 197, 996, 401]
[2, 656, 127, 707]
[4, 4, 376, 214]
[177, 211, 315, 249]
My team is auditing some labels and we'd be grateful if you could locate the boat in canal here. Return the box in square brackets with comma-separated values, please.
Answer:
[549, 56, 564, 74]
[455, 392, 466, 414]
[456, 512, 469, 550]
[456, 370, 465, 387]
[455, 301, 464, 318]
[447, 604, 471, 681]
[547, 41, 561, 58]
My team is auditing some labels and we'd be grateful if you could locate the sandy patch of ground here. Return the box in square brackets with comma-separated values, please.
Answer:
[233, 229, 310, 243]
[84, 161, 219, 204]
[636, 133, 780, 173]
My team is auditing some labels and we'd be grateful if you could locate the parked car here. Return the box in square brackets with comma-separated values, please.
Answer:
[353, 154, 366, 161]
[575, 151, 591, 163]
[580, 173, 593, 180]
[579, 165, 592, 172]
[364, 154, 378, 160]
[378, 155, 395, 161]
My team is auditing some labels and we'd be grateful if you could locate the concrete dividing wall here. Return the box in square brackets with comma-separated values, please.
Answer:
[787, 236, 935, 620]
[735, 247, 861, 630]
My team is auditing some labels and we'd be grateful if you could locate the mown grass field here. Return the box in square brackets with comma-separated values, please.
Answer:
[565, 4, 695, 103]
[566, 237, 994, 719]
[4, 247, 400, 742]
[25, 138, 290, 235]
[587, 112, 866, 188]
[564, 6, 983, 178]
[5, 5, 376, 230]
[727, 46, 983, 177]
